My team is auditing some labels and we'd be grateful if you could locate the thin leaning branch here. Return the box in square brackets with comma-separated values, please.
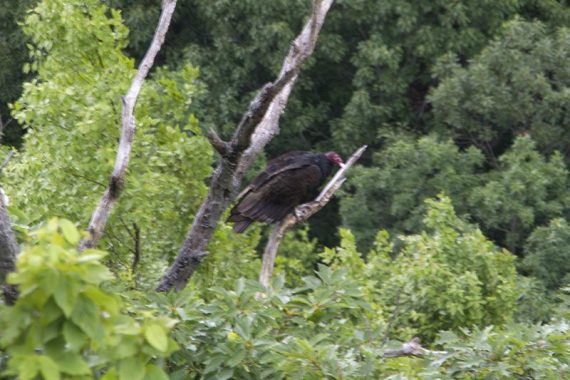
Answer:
[258, 145, 367, 288]
[79, 0, 178, 251]
[156, 0, 335, 292]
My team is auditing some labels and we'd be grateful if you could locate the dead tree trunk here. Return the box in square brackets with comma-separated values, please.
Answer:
[79, 0, 178, 251]
[157, 0, 335, 292]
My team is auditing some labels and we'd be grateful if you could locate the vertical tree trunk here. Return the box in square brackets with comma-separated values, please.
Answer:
[0, 194, 19, 304]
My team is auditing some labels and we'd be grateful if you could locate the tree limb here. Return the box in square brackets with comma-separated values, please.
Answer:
[382, 338, 447, 358]
[0, 191, 19, 305]
[258, 145, 367, 288]
[0, 115, 19, 304]
[0, 151, 14, 174]
[157, 0, 334, 292]
[79, 0, 178, 251]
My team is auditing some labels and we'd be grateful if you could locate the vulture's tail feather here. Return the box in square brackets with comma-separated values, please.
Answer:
[232, 219, 253, 233]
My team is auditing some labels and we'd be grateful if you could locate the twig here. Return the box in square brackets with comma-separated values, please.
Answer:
[0, 151, 15, 173]
[382, 338, 447, 358]
[258, 145, 367, 288]
[132, 222, 141, 274]
[0, 115, 4, 144]
[157, 0, 334, 292]
[79, 0, 178, 251]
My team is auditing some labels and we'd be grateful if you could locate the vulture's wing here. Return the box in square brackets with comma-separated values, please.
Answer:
[235, 151, 317, 203]
[234, 163, 323, 224]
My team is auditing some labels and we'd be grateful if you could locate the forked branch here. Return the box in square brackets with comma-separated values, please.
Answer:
[157, 0, 335, 292]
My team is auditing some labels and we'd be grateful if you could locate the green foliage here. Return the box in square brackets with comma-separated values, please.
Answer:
[468, 136, 569, 254]
[3, 0, 220, 285]
[341, 134, 570, 257]
[340, 135, 484, 250]
[0, 219, 177, 379]
[332, 196, 518, 340]
[273, 226, 320, 285]
[513, 275, 557, 324]
[157, 268, 384, 379]
[522, 218, 570, 290]
[431, 19, 570, 160]
[422, 323, 570, 379]
[1, 1, 569, 378]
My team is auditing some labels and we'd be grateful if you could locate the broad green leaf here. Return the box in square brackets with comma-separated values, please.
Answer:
[59, 219, 80, 245]
[118, 358, 145, 380]
[39, 356, 60, 380]
[144, 323, 168, 352]
[101, 368, 118, 380]
[143, 365, 169, 380]
[51, 352, 90, 375]
[53, 278, 77, 317]
[63, 321, 87, 350]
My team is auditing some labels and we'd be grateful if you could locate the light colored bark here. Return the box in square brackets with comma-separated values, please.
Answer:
[80, 0, 178, 251]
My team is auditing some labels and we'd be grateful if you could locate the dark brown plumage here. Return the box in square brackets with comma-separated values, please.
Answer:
[229, 151, 343, 233]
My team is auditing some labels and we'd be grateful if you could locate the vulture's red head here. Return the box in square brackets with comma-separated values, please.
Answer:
[325, 151, 344, 167]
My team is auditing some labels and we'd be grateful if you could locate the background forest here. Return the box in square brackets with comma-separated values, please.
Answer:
[0, 0, 569, 379]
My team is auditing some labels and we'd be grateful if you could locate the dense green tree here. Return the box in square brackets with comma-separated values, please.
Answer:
[340, 135, 484, 250]
[430, 20, 570, 162]
[468, 136, 569, 254]
[522, 218, 570, 290]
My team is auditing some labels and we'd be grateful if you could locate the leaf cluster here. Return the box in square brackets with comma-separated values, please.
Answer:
[0, 219, 177, 380]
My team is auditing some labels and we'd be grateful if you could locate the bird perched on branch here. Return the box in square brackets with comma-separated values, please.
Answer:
[229, 151, 344, 233]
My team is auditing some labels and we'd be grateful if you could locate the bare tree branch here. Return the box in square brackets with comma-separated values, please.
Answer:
[0, 151, 14, 174]
[79, 0, 178, 251]
[156, 0, 334, 292]
[0, 115, 4, 143]
[132, 222, 141, 274]
[382, 338, 447, 358]
[258, 145, 367, 288]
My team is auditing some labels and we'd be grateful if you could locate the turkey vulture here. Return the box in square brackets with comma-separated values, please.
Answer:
[228, 151, 343, 233]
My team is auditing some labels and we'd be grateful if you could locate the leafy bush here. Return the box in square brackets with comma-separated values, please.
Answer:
[157, 268, 384, 379]
[423, 323, 570, 379]
[0, 219, 177, 379]
[329, 196, 518, 340]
